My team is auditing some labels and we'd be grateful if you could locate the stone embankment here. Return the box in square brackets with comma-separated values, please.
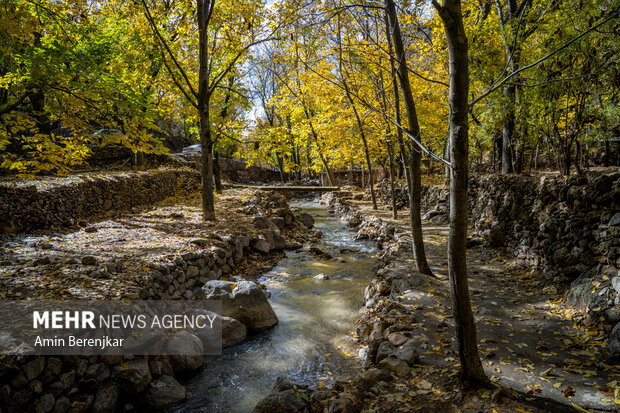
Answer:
[0, 168, 199, 234]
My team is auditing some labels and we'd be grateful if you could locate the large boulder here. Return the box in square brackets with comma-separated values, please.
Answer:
[143, 375, 187, 409]
[166, 332, 204, 373]
[201, 280, 278, 331]
[194, 310, 247, 348]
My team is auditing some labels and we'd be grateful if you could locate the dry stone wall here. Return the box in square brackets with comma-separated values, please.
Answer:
[0, 169, 199, 233]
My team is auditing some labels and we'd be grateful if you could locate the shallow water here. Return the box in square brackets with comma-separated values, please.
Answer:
[171, 201, 378, 412]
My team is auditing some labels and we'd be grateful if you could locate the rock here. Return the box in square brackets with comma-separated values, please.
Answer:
[270, 217, 286, 230]
[422, 210, 442, 220]
[195, 310, 247, 348]
[328, 394, 358, 413]
[297, 212, 315, 229]
[387, 332, 408, 347]
[166, 332, 204, 372]
[272, 376, 307, 392]
[284, 242, 303, 250]
[376, 280, 390, 295]
[253, 215, 276, 230]
[114, 359, 151, 393]
[485, 226, 505, 247]
[84, 226, 98, 233]
[253, 389, 308, 413]
[53, 396, 70, 413]
[34, 393, 55, 413]
[252, 239, 272, 254]
[201, 280, 278, 331]
[143, 375, 187, 408]
[553, 247, 578, 267]
[375, 341, 394, 363]
[376, 356, 410, 376]
[186, 265, 200, 278]
[609, 212, 620, 227]
[607, 323, 620, 361]
[352, 368, 393, 390]
[23, 357, 46, 380]
[91, 385, 118, 413]
[314, 273, 330, 280]
[81, 256, 98, 266]
[393, 339, 420, 366]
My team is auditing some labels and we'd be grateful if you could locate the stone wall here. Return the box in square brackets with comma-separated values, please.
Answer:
[0, 169, 199, 234]
[378, 172, 619, 291]
[416, 172, 620, 324]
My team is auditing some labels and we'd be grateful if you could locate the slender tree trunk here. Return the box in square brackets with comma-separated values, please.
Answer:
[501, 85, 515, 174]
[387, 140, 398, 219]
[435, 0, 487, 385]
[385, 0, 432, 275]
[198, 0, 215, 220]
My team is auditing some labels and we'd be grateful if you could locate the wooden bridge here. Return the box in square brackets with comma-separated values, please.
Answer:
[224, 184, 340, 192]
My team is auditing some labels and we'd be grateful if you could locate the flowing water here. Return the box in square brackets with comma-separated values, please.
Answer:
[172, 201, 378, 412]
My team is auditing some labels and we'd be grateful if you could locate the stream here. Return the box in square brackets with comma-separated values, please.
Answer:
[171, 201, 378, 412]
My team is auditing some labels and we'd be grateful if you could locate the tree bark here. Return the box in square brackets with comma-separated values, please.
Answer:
[387, 140, 398, 219]
[385, 0, 432, 275]
[435, 0, 488, 386]
[213, 150, 223, 193]
[198, 0, 215, 220]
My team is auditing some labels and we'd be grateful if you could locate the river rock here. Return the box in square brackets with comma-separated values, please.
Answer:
[314, 273, 330, 280]
[201, 280, 278, 331]
[143, 375, 187, 408]
[195, 310, 247, 348]
[166, 332, 204, 372]
[253, 389, 308, 413]
[297, 212, 314, 229]
[113, 359, 151, 393]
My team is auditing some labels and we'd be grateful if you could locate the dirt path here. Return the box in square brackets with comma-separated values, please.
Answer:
[353, 200, 619, 411]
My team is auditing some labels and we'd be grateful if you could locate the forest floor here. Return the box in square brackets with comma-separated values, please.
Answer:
[346, 199, 619, 413]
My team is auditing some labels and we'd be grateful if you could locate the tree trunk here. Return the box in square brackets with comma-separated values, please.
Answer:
[213, 150, 223, 193]
[435, 0, 488, 386]
[198, 0, 215, 221]
[385, 0, 432, 275]
[387, 140, 398, 219]
[501, 85, 515, 174]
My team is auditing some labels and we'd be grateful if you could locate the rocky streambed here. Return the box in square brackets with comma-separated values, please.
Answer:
[172, 201, 379, 412]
